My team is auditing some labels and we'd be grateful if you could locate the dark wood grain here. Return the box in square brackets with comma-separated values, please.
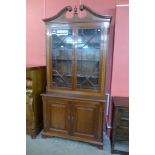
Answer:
[26, 66, 46, 138]
[79, 4, 112, 21]
[72, 101, 98, 139]
[113, 96, 129, 107]
[111, 97, 129, 154]
[41, 92, 105, 103]
[43, 6, 72, 22]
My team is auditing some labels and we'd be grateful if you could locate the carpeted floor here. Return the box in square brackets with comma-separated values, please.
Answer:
[26, 132, 127, 155]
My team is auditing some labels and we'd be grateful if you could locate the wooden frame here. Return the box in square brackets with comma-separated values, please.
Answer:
[44, 5, 111, 96]
[41, 4, 112, 149]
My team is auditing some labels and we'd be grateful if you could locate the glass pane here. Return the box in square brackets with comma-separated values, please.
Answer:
[76, 28, 101, 90]
[51, 29, 73, 88]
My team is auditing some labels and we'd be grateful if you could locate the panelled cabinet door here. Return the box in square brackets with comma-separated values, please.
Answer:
[71, 101, 101, 140]
[45, 98, 70, 135]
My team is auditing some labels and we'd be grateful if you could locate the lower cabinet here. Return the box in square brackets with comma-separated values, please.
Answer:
[71, 101, 101, 141]
[44, 98, 70, 135]
[42, 96, 104, 148]
[111, 97, 129, 154]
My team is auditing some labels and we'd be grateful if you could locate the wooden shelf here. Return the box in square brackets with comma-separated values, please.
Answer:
[52, 59, 72, 61]
[52, 74, 98, 78]
[77, 59, 99, 61]
[120, 117, 129, 121]
[77, 75, 98, 78]
[52, 59, 99, 61]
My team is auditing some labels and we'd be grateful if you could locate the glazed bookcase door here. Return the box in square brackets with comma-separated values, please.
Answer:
[50, 28, 74, 88]
[76, 28, 101, 90]
[48, 24, 107, 93]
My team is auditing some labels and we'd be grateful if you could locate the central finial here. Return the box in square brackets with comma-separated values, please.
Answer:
[74, 6, 78, 15]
